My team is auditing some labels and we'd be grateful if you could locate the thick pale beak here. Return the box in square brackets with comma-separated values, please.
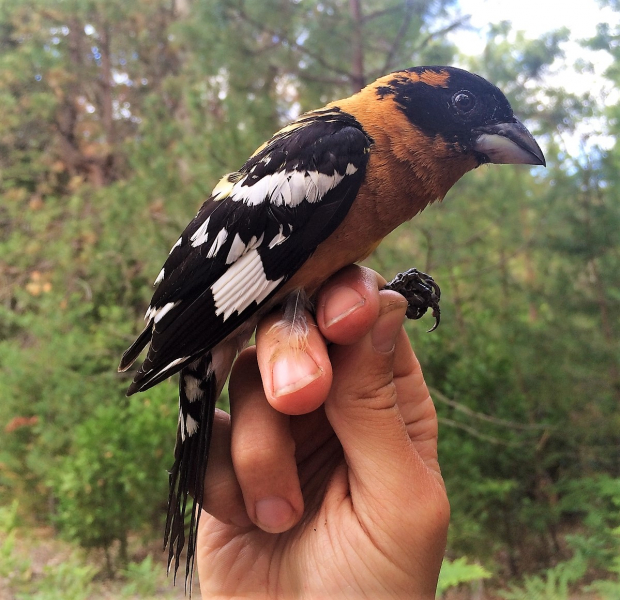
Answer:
[473, 119, 546, 166]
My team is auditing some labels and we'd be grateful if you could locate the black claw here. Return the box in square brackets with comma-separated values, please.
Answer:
[383, 268, 441, 331]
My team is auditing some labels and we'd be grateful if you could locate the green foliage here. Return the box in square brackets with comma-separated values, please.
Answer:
[0, 530, 33, 589]
[560, 476, 620, 569]
[436, 556, 491, 596]
[589, 576, 620, 600]
[0, 525, 98, 600]
[498, 553, 588, 600]
[119, 555, 160, 597]
[0, 498, 20, 532]
[0, 522, 180, 599]
[17, 557, 99, 600]
[586, 534, 620, 599]
[0, 501, 29, 585]
[495, 482, 620, 600]
[49, 388, 174, 569]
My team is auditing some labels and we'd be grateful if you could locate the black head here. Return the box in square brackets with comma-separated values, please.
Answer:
[377, 66, 545, 166]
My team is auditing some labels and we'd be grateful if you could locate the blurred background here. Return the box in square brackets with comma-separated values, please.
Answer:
[0, 0, 618, 598]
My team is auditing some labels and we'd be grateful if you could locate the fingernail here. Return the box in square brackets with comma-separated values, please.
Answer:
[230, 511, 252, 528]
[323, 286, 365, 328]
[255, 497, 295, 532]
[272, 352, 322, 397]
[371, 305, 405, 353]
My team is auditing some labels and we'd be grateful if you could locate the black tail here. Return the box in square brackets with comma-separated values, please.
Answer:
[118, 320, 153, 373]
[164, 353, 216, 593]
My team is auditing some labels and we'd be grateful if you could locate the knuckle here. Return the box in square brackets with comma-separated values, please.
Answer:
[341, 375, 398, 412]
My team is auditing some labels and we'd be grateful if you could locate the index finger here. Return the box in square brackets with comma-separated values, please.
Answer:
[255, 265, 382, 415]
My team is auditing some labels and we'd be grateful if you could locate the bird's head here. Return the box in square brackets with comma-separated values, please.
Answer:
[374, 66, 545, 168]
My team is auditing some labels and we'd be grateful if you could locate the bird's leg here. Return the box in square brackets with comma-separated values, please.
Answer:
[383, 268, 441, 332]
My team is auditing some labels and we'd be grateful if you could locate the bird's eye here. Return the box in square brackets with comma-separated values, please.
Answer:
[452, 91, 476, 114]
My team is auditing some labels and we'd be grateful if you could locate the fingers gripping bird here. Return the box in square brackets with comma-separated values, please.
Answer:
[118, 66, 545, 586]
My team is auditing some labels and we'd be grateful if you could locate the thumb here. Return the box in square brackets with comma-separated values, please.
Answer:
[324, 290, 444, 523]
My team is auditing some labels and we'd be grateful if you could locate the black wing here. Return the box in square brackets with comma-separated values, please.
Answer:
[120, 108, 372, 393]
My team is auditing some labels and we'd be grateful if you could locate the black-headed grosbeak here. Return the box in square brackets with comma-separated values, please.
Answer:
[119, 66, 545, 583]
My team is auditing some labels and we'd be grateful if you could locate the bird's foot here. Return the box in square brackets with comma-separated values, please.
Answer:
[384, 268, 441, 332]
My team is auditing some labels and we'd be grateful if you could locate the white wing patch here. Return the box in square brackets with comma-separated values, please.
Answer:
[224, 164, 358, 208]
[225, 232, 264, 265]
[169, 237, 182, 254]
[190, 216, 211, 248]
[154, 267, 165, 286]
[186, 162, 358, 254]
[145, 300, 179, 322]
[238, 173, 270, 206]
[304, 170, 342, 203]
[211, 249, 283, 320]
[153, 301, 181, 323]
[206, 228, 228, 258]
[273, 171, 307, 207]
[226, 232, 246, 264]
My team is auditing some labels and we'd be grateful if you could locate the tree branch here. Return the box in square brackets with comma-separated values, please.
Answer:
[412, 16, 469, 54]
[438, 417, 524, 446]
[381, 1, 418, 74]
[232, 7, 352, 79]
[430, 386, 550, 431]
[362, 5, 402, 24]
[297, 72, 349, 87]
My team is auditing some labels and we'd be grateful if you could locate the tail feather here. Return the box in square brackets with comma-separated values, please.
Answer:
[165, 354, 216, 594]
[160, 338, 243, 592]
[118, 320, 153, 372]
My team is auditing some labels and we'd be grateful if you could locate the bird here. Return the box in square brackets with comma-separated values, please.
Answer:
[118, 65, 545, 586]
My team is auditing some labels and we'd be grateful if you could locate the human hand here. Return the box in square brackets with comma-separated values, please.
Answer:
[196, 265, 449, 599]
